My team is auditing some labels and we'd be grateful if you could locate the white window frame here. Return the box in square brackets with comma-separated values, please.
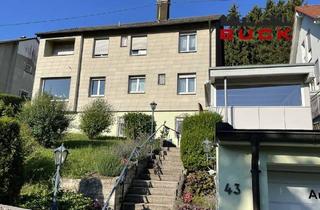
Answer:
[178, 74, 196, 95]
[131, 35, 147, 56]
[93, 38, 109, 57]
[120, 36, 128, 47]
[158, 74, 166, 85]
[90, 78, 105, 97]
[175, 117, 184, 138]
[129, 76, 145, 93]
[41, 77, 71, 101]
[117, 117, 125, 137]
[179, 32, 197, 53]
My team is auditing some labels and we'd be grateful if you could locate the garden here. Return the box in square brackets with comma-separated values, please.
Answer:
[0, 93, 156, 209]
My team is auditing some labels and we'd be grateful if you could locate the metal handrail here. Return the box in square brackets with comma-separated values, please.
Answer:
[102, 123, 166, 210]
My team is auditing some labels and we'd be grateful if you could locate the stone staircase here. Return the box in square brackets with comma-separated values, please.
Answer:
[122, 147, 183, 210]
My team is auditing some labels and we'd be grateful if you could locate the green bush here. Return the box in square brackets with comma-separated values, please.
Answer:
[80, 99, 114, 139]
[184, 171, 215, 196]
[180, 112, 222, 171]
[123, 112, 156, 140]
[0, 117, 24, 204]
[0, 93, 24, 113]
[19, 93, 71, 147]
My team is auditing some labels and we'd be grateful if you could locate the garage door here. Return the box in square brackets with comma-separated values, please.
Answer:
[268, 171, 320, 210]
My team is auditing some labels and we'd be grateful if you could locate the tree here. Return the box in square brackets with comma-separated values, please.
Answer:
[80, 99, 114, 139]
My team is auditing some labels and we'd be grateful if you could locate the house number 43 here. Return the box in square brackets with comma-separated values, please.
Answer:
[224, 183, 241, 195]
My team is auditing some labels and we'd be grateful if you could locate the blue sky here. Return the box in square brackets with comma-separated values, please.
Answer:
[0, 0, 318, 40]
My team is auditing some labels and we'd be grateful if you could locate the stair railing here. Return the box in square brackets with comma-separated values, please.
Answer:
[101, 123, 166, 210]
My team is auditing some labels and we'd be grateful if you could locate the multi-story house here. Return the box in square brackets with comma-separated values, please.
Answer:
[290, 5, 320, 126]
[0, 37, 39, 98]
[32, 0, 223, 144]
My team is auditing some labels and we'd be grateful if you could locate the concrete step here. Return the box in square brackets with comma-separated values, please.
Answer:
[124, 194, 175, 204]
[146, 168, 182, 176]
[139, 173, 180, 181]
[131, 180, 178, 188]
[127, 187, 176, 196]
[122, 203, 173, 210]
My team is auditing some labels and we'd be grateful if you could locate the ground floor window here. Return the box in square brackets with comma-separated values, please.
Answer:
[42, 77, 71, 100]
[89, 77, 105, 97]
[117, 117, 125, 137]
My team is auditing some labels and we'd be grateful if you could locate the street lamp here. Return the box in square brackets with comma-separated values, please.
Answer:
[51, 144, 69, 210]
[203, 138, 216, 176]
[150, 101, 157, 137]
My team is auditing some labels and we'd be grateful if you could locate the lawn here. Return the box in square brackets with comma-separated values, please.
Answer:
[23, 133, 129, 185]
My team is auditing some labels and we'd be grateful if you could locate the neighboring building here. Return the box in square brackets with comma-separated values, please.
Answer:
[208, 64, 320, 210]
[290, 5, 320, 126]
[32, 0, 223, 144]
[0, 37, 39, 98]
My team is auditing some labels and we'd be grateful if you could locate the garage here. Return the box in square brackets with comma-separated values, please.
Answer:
[268, 171, 320, 210]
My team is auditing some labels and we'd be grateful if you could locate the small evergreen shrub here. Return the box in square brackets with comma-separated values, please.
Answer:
[19, 93, 71, 147]
[123, 112, 156, 140]
[0, 100, 15, 117]
[180, 112, 222, 171]
[80, 99, 114, 139]
[0, 117, 23, 204]
[0, 93, 24, 113]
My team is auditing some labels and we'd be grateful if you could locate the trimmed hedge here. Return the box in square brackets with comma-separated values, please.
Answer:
[0, 93, 24, 112]
[0, 117, 23, 204]
[123, 112, 156, 140]
[180, 112, 222, 171]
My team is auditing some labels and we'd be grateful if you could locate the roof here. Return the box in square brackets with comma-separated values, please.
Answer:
[0, 37, 38, 45]
[216, 123, 320, 147]
[296, 5, 320, 19]
[36, 14, 222, 37]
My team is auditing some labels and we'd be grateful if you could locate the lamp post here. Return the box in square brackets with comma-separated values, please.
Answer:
[150, 101, 157, 138]
[51, 144, 69, 210]
[203, 138, 213, 162]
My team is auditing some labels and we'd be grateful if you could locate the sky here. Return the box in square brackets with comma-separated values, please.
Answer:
[0, 0, 318, 40]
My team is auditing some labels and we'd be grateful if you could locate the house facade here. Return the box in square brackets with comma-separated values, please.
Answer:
[0, 37, 39, 98]
[32, 0, 223, 144]
[290, 5, 320, 125]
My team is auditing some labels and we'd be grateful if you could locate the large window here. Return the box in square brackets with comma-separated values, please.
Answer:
[129, 76, 145, 93]
[93, 38, 109, 57]
[131, 36, 147, 56]
[179, 32, 197, 53]
[216, 84, 302, 106]
[89, 78, 105, 97]
[178, 74, 196, 94]
[42, 78, 71, 100]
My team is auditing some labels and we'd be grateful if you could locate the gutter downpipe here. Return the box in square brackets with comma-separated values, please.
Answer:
[251, 139, 261, 210]
[224, 77, 228, 123]
[73, 34, 84, 112]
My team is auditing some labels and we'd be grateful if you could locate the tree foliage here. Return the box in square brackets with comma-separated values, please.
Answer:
[123, 112, 156, 140]
[224, 0, 303, 66]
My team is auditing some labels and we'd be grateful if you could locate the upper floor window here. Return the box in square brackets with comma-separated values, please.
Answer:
[93, 38, 109, 57]
[89, 78, 105, 97]
[24, 63, 33, 74]
[45, 39, 75, 57]
[131, 36, 147, 56]
[179, 32, 197, 53]
[178, 74, 196, 94]
[158, 74, 166, 85]
[129, 75, 145, 93]
[121, 36, 128, 47]
[216, 84, 302, 106]
[42, 78, 71, 100]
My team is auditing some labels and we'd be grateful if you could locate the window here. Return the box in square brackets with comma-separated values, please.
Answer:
[216, 84, 302, 106]
[121, 36, 128, 47]
[178, 74, 196, 94]
[117, 117, 125, 137]
[158, 74, 166, 85]
[24, 63, 33, 74]
[19, 90, 29, 99]
[131, 36, 147, 55]
[129, 76, 145, 93]
[175, 117, 184, 137]
[179, 32, 197, 53]
[94, 38, 109, 57]
[42, 78, 71, 100]
[48, 40, 75, 56]
[89, 78, 105, 97]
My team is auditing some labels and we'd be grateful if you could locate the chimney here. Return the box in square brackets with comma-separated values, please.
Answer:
[157, 0, 170, 21]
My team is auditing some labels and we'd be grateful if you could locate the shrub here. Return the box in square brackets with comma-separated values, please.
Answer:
[0, 93, 24, 113]
[80, 99, 114, 139]
[0, 117, 23, 204]
[19, 93, 71, 147]
[123, 112, 156, 140]
[184, 171, 215, 196]
[180, 112, 222, 171]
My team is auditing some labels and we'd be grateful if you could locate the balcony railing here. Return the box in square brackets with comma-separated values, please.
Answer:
[210, 106, 313, 130]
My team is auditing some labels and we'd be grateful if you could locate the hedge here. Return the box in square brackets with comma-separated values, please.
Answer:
[180, 112, 222, 171]
[0, 117, 23, 204]
[0, 93, 25, 113]
[123, 112, 156, 140]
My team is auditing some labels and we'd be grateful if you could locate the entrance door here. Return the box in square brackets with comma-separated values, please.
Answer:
[268, 171, 320, 210]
